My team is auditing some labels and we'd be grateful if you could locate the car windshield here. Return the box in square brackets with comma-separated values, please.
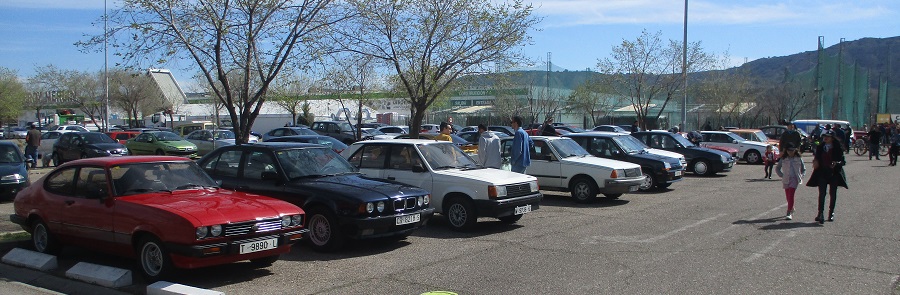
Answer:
[612, 135, 648, 154]
[418, 143, 478, 169]
[550, 138, 590, 158]
[362, 128, 385, 135]
[296, 128, 317, 135]
[276, 147, 356, 179]
[0, 146, 22, 163]
[308, 137, 348, 150]
[213, 131, 236, 139]
[725, 132, 745, 142]
[111, 161, 217, 196]
[82, 133, 117, 144]
[337, 122, 354, 132]
[153, 131, 183, 141]
[754, 131, 770, 142]
[670, 133, 695, 147]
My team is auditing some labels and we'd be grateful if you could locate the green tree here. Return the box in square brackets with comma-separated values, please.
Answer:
[30, 66, 106, 130]
[339, 0, 540, 136]
[0, 68, 26, 124]
[81, 0, 343, 143]
[269, 71, 316, 126]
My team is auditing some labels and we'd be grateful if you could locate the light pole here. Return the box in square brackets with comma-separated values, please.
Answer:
[681, 0, 688, 131]
[104, 0, 110, 132]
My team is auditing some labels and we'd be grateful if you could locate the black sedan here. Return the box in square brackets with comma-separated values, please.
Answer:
[565, 132, 685, 191]
[52, 132, 129, 166]
[264, 135, 349, 153]
[631, 131, 735, 176]
[198, 142, 434, 251]
[0, 141, 28, 200]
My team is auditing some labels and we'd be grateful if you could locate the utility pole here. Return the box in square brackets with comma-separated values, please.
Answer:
[104, 0, 110, 132]
[815, 36, 824, 118]
[681, 0, 688, 131]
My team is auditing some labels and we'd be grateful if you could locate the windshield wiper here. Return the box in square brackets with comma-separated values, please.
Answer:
[461, 164, 484, 170]
[433, 165, 460, 170]
[175, 183, 210, 190]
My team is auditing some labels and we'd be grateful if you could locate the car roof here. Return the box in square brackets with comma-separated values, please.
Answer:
[0, 140, 18, 147]
[57, 156, 191, 168]
[565, 131, 626, 137]
[246, 142, 326, 150]
[729, 129, 762, 132]
[354, 139, 449, 145]
[267, 135, 330, 140]
[700, 131, 731, 134]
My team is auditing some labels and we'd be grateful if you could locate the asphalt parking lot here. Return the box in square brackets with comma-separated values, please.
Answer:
[2, 155, 899, 294]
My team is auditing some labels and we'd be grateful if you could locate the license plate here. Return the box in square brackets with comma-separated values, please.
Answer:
[514, 204, 532, 215]
[629, 185, 639, 192]
[239, 238, 278, 254]
[675, 170, 683, 176]
[395, 213, 421, 225]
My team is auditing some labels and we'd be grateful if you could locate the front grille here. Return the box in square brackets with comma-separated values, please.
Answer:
[624, 168, 642, 177]
[505, 182, 532, 198]
[392, 196, 424, 213]
[223, 218, 282, 237]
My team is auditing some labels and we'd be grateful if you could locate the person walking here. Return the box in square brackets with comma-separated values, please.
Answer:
[889, 125, 900, 166]
[477, 124, 502, 169]
[806, 131, 847, 224]
[434, 122, 452, 142]
[832, 123, 846, 153]
[868, 124, 882, 160]
[510, 116, 532, 174]
[540, 117, 556, 136]
[24, 123, 41, 169]
[776, 143, 805, 220]
[763, 145, 776, 179]
[779, 123, 802, 154]
[631, 120, 640, 132]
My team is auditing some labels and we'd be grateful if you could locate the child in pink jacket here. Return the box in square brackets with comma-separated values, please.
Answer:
[776, 144, 806, 220]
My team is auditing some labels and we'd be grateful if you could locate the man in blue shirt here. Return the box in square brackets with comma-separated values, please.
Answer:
[510, 116, 532, 173]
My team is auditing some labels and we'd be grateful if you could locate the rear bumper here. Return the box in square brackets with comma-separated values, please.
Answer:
[473, 192, 543, 218]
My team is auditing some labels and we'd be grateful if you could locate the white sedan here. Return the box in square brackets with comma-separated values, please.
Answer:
[699, 131, 775, 164]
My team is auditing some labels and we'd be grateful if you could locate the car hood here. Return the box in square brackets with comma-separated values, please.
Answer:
[286, 174, 428, 201]
[122, 189, 290, 225]
[87, 143, 126, 151]
[0, 162, 26, 178]
[159, 140, 196, 148]
[645, 148, 684, 160]
[434, 168, 536, 185]
[560, 155, 640, 170]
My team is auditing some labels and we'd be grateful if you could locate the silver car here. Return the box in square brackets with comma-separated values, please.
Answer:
[185, 129, 258, 156]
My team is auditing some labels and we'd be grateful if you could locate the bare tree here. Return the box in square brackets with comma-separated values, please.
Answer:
[109, 69, 165, 128]
[693, 52, 756, 126]
[567, 79, 616, 128]
[0, 67, 26, 125]
[269, 71, 316, 126]
[763, 68, 818, 122]
[81, 0, 345, 143]
[338, 0, 540, 136]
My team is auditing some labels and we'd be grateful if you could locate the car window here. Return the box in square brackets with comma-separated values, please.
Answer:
[0, 145, 21, 162]
[530, 140, 552, 161]
[41, 132, 60, 140]
[588, 138, 614, 157]
[115, 133, 135, 141]
[388, 145, 423, 170]
[75, 167, 107, 199]
[272, 129, 285, 136]
[135, 133, 149, 142]
[276, 148, 355, 179]
[82, 133, 117, 144]
[111, 161, 217, 196]
[243, 151, 276, 180]
[353, 144, 388, 169]
[203, 150, 242, 177]
[418, 143, 477, 169]
[45, 167, 77, 195]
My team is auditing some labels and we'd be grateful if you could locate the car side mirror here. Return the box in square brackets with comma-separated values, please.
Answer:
[732, 140, 738, 144]
[412, 164, 426, 173]
[261, 171, 280, 181]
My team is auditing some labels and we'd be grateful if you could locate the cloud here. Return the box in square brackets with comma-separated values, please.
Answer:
[535, 0, 893, 27]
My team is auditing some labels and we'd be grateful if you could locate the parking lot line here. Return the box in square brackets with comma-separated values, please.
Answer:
[713, 204, 787, 236]
[742, 230, 798, 263]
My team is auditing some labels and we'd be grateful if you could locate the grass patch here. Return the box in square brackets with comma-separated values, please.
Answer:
[0, 231, 30, 242]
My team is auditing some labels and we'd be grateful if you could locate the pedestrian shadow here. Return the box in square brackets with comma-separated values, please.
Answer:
[744, 178, 777, 183]
[759, 222, 822, 230]
[732, 217, 782, 224]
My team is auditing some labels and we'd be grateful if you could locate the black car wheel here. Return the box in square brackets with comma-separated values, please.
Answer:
[138, 235, 173, 281]
[31, 219, 60, 254]
[306, 208, 345, 251]
[570, 177, 597, 203]
[638, 171, 655, 191]
[745, 150, 762, 164]
[692, 159, 711, 176]
[445, 196, 477, 231]
[52, 153, 61, 167]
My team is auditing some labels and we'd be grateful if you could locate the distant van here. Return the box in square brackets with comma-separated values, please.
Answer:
[792, 119, 855, 141]
[173, 122, 217, 137]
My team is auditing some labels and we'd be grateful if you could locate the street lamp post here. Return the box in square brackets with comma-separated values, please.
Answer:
[104, 0, 110, 132]
[681, 0, 688, 131]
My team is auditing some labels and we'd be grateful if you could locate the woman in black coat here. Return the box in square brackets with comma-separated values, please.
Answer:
[806, 131, 848, 224]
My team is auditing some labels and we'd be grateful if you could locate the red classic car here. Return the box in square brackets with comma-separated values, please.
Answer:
[10, 156, 307, 280]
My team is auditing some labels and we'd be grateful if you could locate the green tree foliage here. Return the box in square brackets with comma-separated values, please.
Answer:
[108, 69, 165, 128]
[0, 68, 26, 124]
[29, 66, 106, 130]
[338, 0, 540, 136]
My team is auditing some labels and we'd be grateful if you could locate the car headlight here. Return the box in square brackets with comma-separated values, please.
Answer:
[292, 214, 303, 226]
[196, 226, 209, 239]
[376, 201, 385, 212]
[489, 185, 507, 198]
[663, 161, 671, 170]
[1, 174, 24, 182]
[721, 154, 728, 162]
[529, 181, 539, 192]
[417, 196, 424, 206]
[423, 194, 430, 205]
[281, 215, 292, 227]
[209, 225, 223, 237]
[366, 202, 375, 213]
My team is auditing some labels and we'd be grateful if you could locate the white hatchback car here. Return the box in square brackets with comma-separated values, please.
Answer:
[699, 131, 776, 164]
[342, 139, 542, 231]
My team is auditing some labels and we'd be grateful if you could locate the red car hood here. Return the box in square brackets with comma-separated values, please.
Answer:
[119, 189, 298, 226]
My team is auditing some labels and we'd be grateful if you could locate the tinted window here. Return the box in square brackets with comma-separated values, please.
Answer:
[388, 145, 423, 170]
[276, 148, 355, 179]
[45, 168, 77, 195]
[202, 150, 242, 177]
[243, 151, 276, 180]
[75, 167, 107, 199]
[82, 133, 117, 144]
[0, 145, 21, 162]
[589, 137, 615, 157]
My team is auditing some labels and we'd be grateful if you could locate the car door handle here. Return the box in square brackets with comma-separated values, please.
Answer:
[387, 177, 395, 180]
[65, 200, 74, 206]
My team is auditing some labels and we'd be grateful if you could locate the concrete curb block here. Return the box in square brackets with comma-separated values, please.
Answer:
[65, 262, 132, 288]
[147, 281, 224, 295]
[1, 247, 58, 271]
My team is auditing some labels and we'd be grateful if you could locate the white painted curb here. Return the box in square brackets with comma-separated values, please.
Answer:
[65, 262, 132, 288]
[147, 281, 224, 295]
[1, 248, 58, 271]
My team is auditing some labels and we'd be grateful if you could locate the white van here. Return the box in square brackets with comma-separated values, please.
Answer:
[792, 119, 855, 142]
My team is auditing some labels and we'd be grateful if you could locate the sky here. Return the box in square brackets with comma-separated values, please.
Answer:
[1, 0, 898, 88]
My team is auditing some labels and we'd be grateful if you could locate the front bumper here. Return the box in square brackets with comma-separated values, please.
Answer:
[166, 228, 308, 269]
[601, 177, 646, 194]
[656, 169, 685, 184]
[472, 192, 543, 218]
[0, 182, 27, 200]
[340, 207, 436, 239]
[712, 159, 735, 173]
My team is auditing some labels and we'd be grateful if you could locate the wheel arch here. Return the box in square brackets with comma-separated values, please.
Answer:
[567, 173, 599, 190]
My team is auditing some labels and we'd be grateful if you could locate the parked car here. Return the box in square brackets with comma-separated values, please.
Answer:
[358, 128, 394, 140]
[555, 125, 585, 133]
[52, 125, 90, 132]
[458, 126, 479, 133]
[264, 135, 349, 153]
[729, 129, 779, 147]
[311, 121, 359, 144]
[262, 126, 318, 142]
[173, 122, 217, 137]
[393, 133, 477, 154]
[565, 132, 684, 191]
[632, 130, 735, 176]
[185, 129, 255, 156]
[125, 131, 198, 157]
[356, 122, 386, 129]
[38, 131, 70, 167]
[105, 131, 141, 145]
[502, 136, 645, 202]
[592, 125, 630, 133]
[376, 126, 409, 137]
[699, 131, 775, 164]
[52, 132, 129, 166]
[487, 126, 516, 136]
[419, 124, 440, 133]
[199, 142, 433, 251]
[526, 127, 571, 136]
[342, 139, 541, 231]
[7, 126, 28, 139]
[10, 156, 307, 280]
[0, 141, 28, 200]
[759, 125, 811, 151]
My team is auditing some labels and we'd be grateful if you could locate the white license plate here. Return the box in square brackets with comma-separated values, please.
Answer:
[629, 185, 639, 192]
[514, 204, 532, 215]
[395, 213, 421, 225]
[675, 170, 683, 176]
[239, 238, 278, 254]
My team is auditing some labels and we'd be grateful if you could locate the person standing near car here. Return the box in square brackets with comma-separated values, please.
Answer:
[510, 116, 532, 174]
[776, 143, 805, 220]
[541, 117, 556, 136]
[477, 124, 502, 169]
[806, 131, 847, 224]
[780, 123, 802, 155]
[434, 122, 452, 142]
[24, 123, 40, 169]
[868, 124, 882, 160]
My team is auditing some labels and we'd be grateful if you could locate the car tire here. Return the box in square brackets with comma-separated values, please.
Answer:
[497, 214, 524, 224]
[602, 193, 622, 199]
[42, 153, 53, 167]
[444, 196, 477, 231]
[569, 177, 598, 203]
[250, 255, 280, 267]
[638, 171, 655, 191]
[305, 208, 345, 252]
[52, 153, 61, 166]
[745, 150, 761, 164]
[155, 149, 165, 155]
[31, 219, 61, 254]
[137, 235, 173, 282]
[692, 159, 711, 176]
